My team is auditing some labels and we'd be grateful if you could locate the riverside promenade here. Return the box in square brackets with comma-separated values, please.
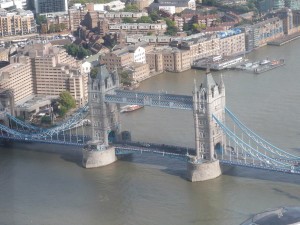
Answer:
[268, 32, 300, 46]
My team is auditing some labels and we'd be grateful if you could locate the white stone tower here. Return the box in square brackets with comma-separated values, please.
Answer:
[82, 64, 120, 168]
[187, 69, 225, 181]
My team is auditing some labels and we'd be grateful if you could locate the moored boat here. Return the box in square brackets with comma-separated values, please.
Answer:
[120, 105, 143, 113]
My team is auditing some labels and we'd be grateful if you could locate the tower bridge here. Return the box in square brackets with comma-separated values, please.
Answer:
[0, 64, 299, 181]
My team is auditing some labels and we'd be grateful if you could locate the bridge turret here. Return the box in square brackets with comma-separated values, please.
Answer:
[82, 64, 120, 168]
[188, 70, 225, 182]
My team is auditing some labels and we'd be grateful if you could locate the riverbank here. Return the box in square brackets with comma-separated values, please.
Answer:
[267, 32, 300, 46]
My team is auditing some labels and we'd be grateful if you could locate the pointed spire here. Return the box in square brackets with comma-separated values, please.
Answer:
[114, 66, 119, 86]
[206, 66, 211, 75]
[220, 73, 224, 87]
[219, 73, 225, 94]
[203, 70, 210, 93]
[193, 79, 197, 93]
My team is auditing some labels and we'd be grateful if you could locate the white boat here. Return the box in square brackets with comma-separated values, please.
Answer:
[260, 59, 271, 65]
[120, 105, 143, 113]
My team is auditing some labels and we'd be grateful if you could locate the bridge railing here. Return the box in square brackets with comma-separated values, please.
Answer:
[105, 90, 194, 110]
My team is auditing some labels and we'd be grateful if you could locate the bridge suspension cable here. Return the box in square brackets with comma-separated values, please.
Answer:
[212, 114, 298, 173]
[6, 113, 41, 131]
[225, 107, 300, 161]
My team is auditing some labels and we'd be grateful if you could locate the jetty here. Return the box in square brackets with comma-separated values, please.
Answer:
[192, 55, 244, 71]
[234, 59, 285, 74]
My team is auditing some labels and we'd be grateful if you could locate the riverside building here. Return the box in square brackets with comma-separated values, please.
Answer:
[0, 9, 36, 37]
[0, 43, 89, 117]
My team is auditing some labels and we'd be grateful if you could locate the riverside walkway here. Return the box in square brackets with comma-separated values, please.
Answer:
[268, 32, 300, 46]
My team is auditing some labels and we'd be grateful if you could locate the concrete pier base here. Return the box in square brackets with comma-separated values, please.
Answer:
[187, 160, 222, 182]
[82, 146, 117, 168]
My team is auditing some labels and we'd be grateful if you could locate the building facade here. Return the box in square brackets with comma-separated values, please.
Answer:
[33, 0, 68, 13]
[68, 7, 87, 31]
[124, 62, 150, 83]
[0, 48, 10, 62]
[27, 43, 88, 106]
[218, 31, 245, 56]
[108, 22, 167, 35]
[180, 35, 221, 63]
[0, 9, 36, 37]
[100, 50, 134, 72]
[146, 46, 191, 73]
[252, 17, 284, 48]
[132, 46, 146, 63]
[0, 56, 33, 103]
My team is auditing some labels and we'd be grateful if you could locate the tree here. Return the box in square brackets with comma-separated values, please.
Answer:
[41, 24, 48, 34]
[59, 91, 76, 111]
[58, 105, 68, 117]
[209, 9, 219, 14]
[41, 115, 52, 124]
[54, 24, 60, 32]
[124, 4, 139, 12]
[119, 71, 132, 86]
[36, 15, 47, 25]
[90, 67, 98, 78]
[164, 18, 175, 27]
[202, 0, 219, 6]
[192, 23, 201, 33]
[103, 34, 117, 49]
[183, 23, 190, 31]
[200, 24, 207, 30]
[122, 17, 135, 23]
[149, 10, 161, 22]
[77, 46, 91, 59]
[136, 16, 153, 23]
[60, 23, 67, 31]
[147, 31, 153, 35]
[64, 44, 91, 60]
[165, 26, 178, 36]
[164, 18, 178, 36]
[48, 24, 55, 33]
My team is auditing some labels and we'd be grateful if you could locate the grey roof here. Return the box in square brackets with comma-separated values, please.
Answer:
[96, 64, 111, 80]
[158, 0, 192, 3]
[203, 69, 217, 90]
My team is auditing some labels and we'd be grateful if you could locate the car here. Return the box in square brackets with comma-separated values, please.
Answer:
[141, 143, 150, 147]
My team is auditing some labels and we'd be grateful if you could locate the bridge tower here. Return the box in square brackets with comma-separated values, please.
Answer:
[187, 69, 225, 181]
[82, 64, 120, 168]
[0, 90, 15, 146]
[0, 89, 14, 124]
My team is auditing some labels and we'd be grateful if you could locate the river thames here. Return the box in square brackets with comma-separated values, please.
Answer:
[1, 40, 300, 225]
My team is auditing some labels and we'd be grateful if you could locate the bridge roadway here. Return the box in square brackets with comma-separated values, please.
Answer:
[1, 131, 300, 174]
[105, 90, 194, 110]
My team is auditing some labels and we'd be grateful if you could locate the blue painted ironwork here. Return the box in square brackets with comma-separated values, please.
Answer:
[115, 146, 189, 161]
[0, 86, 299, 176]
[225, 107, 300, 161]
[105, 90, 193, 110]
[6, 113, 42, 131]
[212, 114, 299, 173]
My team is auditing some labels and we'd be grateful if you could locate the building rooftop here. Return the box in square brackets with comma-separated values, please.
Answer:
[16, 95, 56, 111]
[0, 63, 24, 73]
[253, 17, 281, 28]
